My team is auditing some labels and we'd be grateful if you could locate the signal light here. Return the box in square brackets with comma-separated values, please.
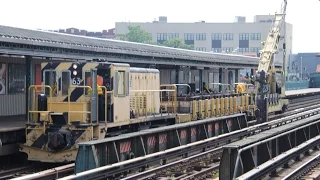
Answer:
[73, 70, 77, 76]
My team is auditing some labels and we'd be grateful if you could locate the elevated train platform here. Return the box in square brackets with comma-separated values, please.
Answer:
[285, 88, 320, 97]
[0, 115, 25, 156]
[0, 116, 25, 132]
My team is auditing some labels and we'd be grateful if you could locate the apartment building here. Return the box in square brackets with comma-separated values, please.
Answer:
[115, 15, 293, 66]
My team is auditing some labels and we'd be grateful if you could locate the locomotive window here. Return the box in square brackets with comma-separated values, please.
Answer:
[84, 71, 91, 95]
[44, 70, 57, 96]
[61, 71, 71, 95]
[117, 71, 125, 96]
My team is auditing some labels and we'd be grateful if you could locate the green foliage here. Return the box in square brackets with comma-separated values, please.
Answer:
[117, 26, 152, 43]
[118, 25, 194, 50]
[163, 38, 194, 50]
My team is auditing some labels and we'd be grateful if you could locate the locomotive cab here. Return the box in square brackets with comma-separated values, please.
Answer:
[38, 62, 130, 124]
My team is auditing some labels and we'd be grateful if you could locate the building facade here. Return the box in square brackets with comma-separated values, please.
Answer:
[115, 15, 293, 66]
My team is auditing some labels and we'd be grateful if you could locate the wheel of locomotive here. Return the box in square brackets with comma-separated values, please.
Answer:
[281, 104, 288, 113]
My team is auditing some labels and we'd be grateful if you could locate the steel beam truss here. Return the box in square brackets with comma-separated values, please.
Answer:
[219, 111, 320, 180]
[74, 113, 248, 173]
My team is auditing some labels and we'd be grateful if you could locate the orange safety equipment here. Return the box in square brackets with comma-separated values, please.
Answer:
[236, 84, 245, 94]
[86, 75, 103, 95]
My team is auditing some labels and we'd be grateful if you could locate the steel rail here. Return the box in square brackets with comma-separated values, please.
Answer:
[10, 164, 75, 180]
[179, 163, 220, 180]
[282, 151, 320, 180]
[121, 147, 222, 180]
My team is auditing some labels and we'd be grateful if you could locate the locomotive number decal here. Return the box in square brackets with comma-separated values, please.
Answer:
[72, 77, 81, 85]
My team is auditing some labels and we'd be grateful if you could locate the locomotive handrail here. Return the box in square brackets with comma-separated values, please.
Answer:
[209, 83, 232, 94]
[67, 86, 92, 124]
[98, 86, 113, 123]
[27, 85, 53, 124]
[173, 84, 192, 95]
[160, 84, 178, 113]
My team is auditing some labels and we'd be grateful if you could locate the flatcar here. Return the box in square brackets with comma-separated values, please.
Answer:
[20, 60, 286, 162]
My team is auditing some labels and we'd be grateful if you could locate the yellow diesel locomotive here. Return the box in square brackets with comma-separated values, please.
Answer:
[20, 60, 286, 162]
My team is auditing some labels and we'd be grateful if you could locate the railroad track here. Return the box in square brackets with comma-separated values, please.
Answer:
[0, 165, 35, 180]
[121, 148, 222, 180]
[299, 164, 320, 180]
[288, 98, 320, 111]
[277, 149, 320, 180]
[10, 164, 74, 180]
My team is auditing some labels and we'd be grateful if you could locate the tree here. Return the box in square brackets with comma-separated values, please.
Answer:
[117, 26, 152, 43]
[118, 26, 194, 50]
[163, 38, 194, 50]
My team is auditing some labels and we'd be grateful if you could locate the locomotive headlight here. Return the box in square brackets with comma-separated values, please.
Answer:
[73, 64, 78, 69]
[73, 70, 77, 76]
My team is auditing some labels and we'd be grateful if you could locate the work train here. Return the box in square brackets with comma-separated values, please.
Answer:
[20, 61, 288, 162]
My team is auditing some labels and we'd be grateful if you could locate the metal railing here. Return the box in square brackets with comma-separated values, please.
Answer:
[99, 86, 112, 123]
[67, 86, 92, 124]
[27, 85, 53, 124]
[130, 89, 176, 119]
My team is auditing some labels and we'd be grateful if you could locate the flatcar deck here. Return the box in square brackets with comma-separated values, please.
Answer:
[0, 115, 25, 132]
[285, 88, 320, 97]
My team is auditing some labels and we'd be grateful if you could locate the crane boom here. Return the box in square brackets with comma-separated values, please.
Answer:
[257, 0, 287, 73]
[255, 0, 288, 124]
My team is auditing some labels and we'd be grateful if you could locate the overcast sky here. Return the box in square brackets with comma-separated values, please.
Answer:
[0, 0, 319, 53]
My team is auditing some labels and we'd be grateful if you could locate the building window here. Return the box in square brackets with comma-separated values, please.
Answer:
[238, 48, 249, 52]
[0, 63, 6, 95]
[223, 47, 234, 53]
[212, 33, 222, 40]
[168, 33, 179, 39]
[61, 71, 71, 95]
[196, 47, 206, 51]
[223, 33, 233, 40]
[184, 33, 194, 40]
[157, 33, 167, 41]
[250, 47, 261, 53]
[239, 33, 249, 40]
[212, 48, 222, 53]
[250, 33, 261, 40]
[196, 33, 206, 40]
[8, 63, 25, 94]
